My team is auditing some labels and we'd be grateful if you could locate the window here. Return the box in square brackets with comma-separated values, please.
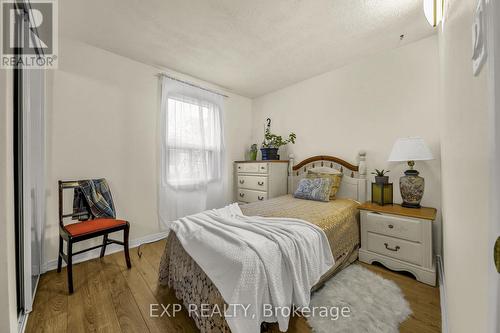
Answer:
[159, 76, 226, 224]
[164, 95, 223, 187]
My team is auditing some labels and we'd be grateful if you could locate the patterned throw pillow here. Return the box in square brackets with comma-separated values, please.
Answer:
[306, 170, 343, 200]
[294, 178, 333, 202]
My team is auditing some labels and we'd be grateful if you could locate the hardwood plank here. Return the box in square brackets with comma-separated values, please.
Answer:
[148, 239, 168, 258]
[67, 260, 122, 333]
[130, 245, 162, 289]
[66, 261, 91, 333]
[95, 255, 150, 333]
[26, 270, 68, 332]
[360, 262, 441, 333]
[128, 243, 199, 332]
[109, 252, 173, 333]
[40, 313, 68, 333]
[139, 240, 164, 269]
[86, 259, 123, 333]
[110, 249, 198, 333]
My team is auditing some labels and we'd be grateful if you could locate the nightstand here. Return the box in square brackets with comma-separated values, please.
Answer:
[358, 202, 437, 286]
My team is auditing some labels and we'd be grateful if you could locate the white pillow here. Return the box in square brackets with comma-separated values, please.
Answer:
[308, 167, 343, 175]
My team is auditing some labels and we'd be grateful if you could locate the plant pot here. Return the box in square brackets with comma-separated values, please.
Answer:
[375, 176, 389, 184]
[249, 150, 257, 161]
[261, 148, 279, 160]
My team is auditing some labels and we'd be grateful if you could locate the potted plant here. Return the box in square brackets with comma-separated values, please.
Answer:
[249, 144, 258, 161]
[372, 169, 390, 184]
[261, 126, 296, 160]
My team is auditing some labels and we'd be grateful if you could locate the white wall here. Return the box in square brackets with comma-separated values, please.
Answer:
[0, 69, 19, 332]
[438, 0, 493, 331]
[251, 36, 443, 254]
[44, 38, 252, 266]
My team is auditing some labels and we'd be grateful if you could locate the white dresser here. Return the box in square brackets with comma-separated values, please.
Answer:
[234, 161, 288, 204]
[358, 202, 437, 286]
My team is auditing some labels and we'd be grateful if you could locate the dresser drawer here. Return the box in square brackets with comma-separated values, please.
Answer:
[236, 163, 259, 173]
[367, 232, 422, 266]
[364, 212, 422, 242]
[237, 189, 267, 203]
[258, 163, 268, 173]
[237, 175, 268, 191]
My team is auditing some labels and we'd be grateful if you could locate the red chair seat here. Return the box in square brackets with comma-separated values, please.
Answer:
[64, 218, 127, 236]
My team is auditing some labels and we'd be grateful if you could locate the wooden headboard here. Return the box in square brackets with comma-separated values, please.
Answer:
[288, 152, 367, 202]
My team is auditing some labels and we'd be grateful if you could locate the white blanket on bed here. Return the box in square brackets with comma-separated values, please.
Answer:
[170, 203, 334, 333]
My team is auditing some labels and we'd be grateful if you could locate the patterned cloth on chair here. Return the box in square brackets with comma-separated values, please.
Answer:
[72, 178, 116, 220]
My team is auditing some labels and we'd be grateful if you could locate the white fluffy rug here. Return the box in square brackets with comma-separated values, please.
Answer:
[307, 264, 412, 333]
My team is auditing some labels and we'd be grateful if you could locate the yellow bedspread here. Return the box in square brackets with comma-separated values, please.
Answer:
[241, 195, 360, 261]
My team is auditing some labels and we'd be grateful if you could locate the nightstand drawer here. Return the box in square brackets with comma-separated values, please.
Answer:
[237, 175, 268, 191]
[367, 232, 422, 266]
[237, 189, 267, 203]
[365, 211, 422, 242]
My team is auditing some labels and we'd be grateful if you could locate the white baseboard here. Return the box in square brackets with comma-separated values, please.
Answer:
[436, 255, 448, 333]
[42, 230, 169, 273]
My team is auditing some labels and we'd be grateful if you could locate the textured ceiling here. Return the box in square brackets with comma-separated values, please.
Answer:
[60, 0, 434, 97]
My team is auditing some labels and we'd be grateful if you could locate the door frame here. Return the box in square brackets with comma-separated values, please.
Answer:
[486, 0, 500, 331]
[12, 1, 25, 317]
[12, 0, 47, 320]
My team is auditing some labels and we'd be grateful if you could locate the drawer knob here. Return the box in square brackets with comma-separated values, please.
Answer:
[388, 224, 394, 229]
[261, 166, 266, 169]
[239, 193, 245, 197]
[239, 180, 245, 184]
[258, 181, 264, 186]
[384, 243, 400, 252]
[258, 196, 264, 201]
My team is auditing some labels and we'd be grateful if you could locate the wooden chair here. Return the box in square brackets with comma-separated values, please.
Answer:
[57, 180, 131, 294]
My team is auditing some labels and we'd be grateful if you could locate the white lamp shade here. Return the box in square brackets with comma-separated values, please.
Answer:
[388, 137, 434, 162]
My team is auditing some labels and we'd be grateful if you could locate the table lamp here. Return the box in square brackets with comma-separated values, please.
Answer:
[388, 137, 434, 208]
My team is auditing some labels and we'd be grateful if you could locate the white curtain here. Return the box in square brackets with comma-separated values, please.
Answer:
[159, 77, 226, 229]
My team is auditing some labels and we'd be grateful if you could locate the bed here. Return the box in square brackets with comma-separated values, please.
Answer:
[158, 153, 367, 332]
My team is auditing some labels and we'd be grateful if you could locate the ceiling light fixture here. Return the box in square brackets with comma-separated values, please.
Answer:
[423, 0, 443, 27]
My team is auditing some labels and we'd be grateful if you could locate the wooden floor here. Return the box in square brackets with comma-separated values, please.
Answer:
[26, 240, 441, 333]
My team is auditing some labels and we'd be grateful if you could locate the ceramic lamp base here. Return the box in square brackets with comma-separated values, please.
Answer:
[399, 169, 425, 209]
